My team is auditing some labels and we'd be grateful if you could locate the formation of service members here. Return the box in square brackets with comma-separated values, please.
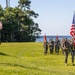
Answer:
[43, 38, 60, 54]
[43, 38, 75, 66]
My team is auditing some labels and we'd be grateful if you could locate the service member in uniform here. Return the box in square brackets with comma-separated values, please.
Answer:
[62, 38, 70, 65]
[55, 39, 60, 54]
[48, 38, 54, 54]
[43, 41, 48, 55]
[69, 38, 75, 66]
[43, 34, 48, 55]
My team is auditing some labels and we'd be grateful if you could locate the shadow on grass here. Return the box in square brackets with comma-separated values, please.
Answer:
[0, 62, 42, 71]
[0, 52, 17, 58]
[0, 52, 9, 56]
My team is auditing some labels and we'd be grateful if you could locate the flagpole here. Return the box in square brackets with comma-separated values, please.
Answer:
[73, 11, 75, 46]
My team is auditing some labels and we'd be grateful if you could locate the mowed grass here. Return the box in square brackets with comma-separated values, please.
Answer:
[0, 42, 75, 75]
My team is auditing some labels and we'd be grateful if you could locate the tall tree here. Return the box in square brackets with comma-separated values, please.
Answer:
[18, 0, 41, 41]
[0, 0, 41, 42]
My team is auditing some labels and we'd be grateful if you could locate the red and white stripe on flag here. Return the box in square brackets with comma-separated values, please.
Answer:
[0, 21, 2, 30]
[70, 25, 75, 36]
[70, 12, 75, 46]
[70, 24, 75, 46]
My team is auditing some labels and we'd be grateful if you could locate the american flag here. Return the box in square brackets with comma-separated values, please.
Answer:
[0, 21, 3, 30]
[70, 13, 75, 46]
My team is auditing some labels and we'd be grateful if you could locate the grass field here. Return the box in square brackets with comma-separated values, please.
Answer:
[0, 42, 75, 75]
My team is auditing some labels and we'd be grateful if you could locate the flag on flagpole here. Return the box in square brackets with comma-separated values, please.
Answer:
[44, 34, 47, 42]
[0, 21, 3, 30]
[56, 35, 58, 40]
[70, 12, 75, 46]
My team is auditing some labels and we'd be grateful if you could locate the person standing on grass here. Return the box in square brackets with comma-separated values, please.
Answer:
[54, 38, 60, 54]
[61, 38, 65, 54]
[70, 12, 75, 66]
[69, 38, 75, 66]
[43, 34, 48, 55]
[48, 38, 54, 54]
[62, 38, 70, 65]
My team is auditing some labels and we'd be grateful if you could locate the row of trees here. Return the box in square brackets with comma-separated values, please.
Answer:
[0, 0, 41, 42]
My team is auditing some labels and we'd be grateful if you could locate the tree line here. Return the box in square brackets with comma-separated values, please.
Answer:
[0, 0, 41, 42]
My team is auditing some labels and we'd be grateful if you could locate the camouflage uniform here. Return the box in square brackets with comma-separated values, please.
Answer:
[61, 38, 65, 54]
[49, 38, 54, 54]
[43, 42, 48, 55]
[69, 39, 75, 65]
[62, 38, 70, 65]
[55, 39, 60, 54]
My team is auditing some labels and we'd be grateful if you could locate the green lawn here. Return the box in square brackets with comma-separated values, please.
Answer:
[0, 42, 75, 75]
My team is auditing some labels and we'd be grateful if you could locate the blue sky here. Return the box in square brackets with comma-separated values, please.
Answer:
[0, 0, 75, 36]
